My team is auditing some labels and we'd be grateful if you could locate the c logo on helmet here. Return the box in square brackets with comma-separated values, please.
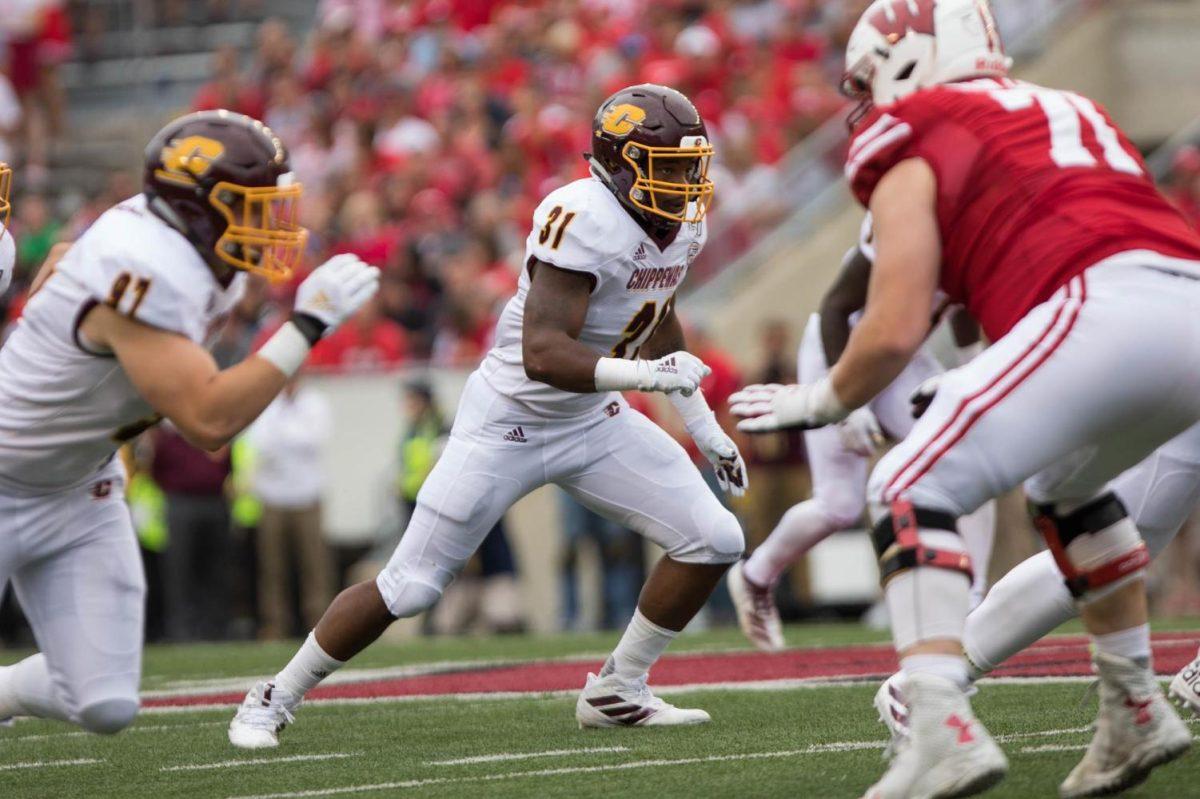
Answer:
[601, 104, 647, 137]
[158, 136, 226, 184]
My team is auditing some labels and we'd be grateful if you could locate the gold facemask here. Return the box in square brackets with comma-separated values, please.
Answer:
[621, 139, 714, 224]
[209, 180, 308, 282]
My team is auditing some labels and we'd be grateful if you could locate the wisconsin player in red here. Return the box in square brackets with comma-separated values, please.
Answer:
[731, 1, 1200, 797]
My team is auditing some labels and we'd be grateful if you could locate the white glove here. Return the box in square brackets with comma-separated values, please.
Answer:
[670, 392, 749, 497]
[909, 374, 944, 419]
[836, 407, 884, 456]
[0, 229, 14, 296]
[594, 351, 711, 396]
[729, 377, 849, 433]
[294, 253, 381, 336]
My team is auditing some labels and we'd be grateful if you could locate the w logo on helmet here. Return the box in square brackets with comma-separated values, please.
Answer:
[601, 103, 647, 137]
[157, 136, 226, 185]
[867, 0, 936, 43]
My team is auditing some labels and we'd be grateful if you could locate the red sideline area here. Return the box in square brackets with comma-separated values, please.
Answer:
[146, 632, 1197, 709]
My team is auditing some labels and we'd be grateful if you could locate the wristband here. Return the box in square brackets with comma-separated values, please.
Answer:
[258, 321, 312, 377]
[594, 357, 647, 392]
[290, 312, 328, 346]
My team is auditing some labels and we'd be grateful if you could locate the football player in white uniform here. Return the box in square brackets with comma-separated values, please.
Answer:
[0, 111, 379, 735]
[230, 84, 749, 748]
[728, 215, 995, 651]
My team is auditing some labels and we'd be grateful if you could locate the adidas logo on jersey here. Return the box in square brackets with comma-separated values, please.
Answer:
[503, 426, 528, 443]
[632, 244, 647, 262]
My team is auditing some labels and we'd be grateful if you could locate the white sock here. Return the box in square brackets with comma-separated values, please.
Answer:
[901, 653, 971, 691]
[885, 531, 971, 651]
[963, 550, 1077, 678]
[601, 609, 677, 683]
[273, 631, 345, 701]
[743, 499, 839, 586]
[0, 654, 72, 722]
[1094, 623, 1152, 665]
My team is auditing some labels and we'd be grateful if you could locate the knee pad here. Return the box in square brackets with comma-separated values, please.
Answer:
[672, 506, 744, 564]
[871, 499, 973, 586]
[375, 570, 444, 619]
[1028, 493, 1149, 600]
[78, 698, 138, 735]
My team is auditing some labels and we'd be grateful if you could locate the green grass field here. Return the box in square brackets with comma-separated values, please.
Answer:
[3, 623, 1197, 798]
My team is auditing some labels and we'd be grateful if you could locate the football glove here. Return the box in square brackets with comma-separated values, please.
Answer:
[293, 254, 381, 340]
[836, 407, 884, 456]
[909, 374, 944, 419]
[729, 378, 849, 433]
[670, 391, 749, 497]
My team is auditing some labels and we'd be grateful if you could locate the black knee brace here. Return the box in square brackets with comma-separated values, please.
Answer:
[1028, 492, 1149, 598]
[871, 499, 973, 586]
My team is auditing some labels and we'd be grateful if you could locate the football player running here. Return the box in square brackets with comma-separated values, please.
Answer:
[728, 214, 995, 652]
[0, 111, 379, 735]
[229, 84, 748, 748]
[731, 1, 1200, 796]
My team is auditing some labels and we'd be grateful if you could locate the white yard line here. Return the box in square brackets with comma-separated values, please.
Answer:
[225, 720, 1173, 799]
[161, 752, 360, 772]
[227, 744, 888, 799]
[0, 758, 104, 771]
[425, 747, 628, 766]
[5, 719, 227, 743]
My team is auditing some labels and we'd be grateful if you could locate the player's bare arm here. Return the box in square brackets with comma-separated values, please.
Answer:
[523, 258, 710, 397]
[818, 246, 872, 364]
[829, 157, 940, 408]
[521, 259, 601, 392]
[83, 306, 289, 451]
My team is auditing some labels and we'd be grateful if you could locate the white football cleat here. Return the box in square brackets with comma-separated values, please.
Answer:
[874, 672, 911, 760]
[860, 673, 1007, 799]
[228, 681, 298, 749]
[1168, 644, 1200, 717]
[576, 672, 710, 728]
[727, 561, 784, 652]
[1059, 652, 1191, 799]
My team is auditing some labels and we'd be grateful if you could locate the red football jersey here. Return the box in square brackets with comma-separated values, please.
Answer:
[847, 78, 1200, 340]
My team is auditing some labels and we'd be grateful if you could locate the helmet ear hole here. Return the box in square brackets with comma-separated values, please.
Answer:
[894, 61, 917, 81]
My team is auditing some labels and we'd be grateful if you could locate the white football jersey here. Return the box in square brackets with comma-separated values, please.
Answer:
[478, 176, 706, 417]
[0, 194, 245, 493]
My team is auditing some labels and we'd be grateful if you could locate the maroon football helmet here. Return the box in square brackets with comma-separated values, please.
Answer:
[143, 110, 306, 281]
[587, 84, 714, 226]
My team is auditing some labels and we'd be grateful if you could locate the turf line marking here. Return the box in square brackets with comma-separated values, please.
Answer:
[1021, 735, 1200, 755]
[425, 747, 629, 766]
[162, 752, 361, 772]
[227, 744, 888, 799]
[7, 720, 226, 743]
[0, 758, 104, 771]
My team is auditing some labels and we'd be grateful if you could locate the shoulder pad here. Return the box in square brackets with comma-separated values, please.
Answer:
[57, 199, 214, 341]
[526, 179, 634, 277]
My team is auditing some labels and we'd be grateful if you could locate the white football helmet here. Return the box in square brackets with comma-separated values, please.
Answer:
[842, 0, 1012, 118]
